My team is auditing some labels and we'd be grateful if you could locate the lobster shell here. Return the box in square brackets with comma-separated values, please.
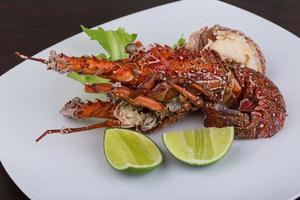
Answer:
[187, 25, 266, 74]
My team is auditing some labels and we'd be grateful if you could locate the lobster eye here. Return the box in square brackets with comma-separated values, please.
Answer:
[222, 76, 228, 81]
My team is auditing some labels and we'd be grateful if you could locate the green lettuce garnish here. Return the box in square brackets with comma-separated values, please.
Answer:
[81, 25, 137, 60]
[67, 72, 109, 85]
[172, 36, 186, 50]
[68, 26, 137, 85]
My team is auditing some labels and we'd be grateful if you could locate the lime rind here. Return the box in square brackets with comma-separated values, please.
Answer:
[104, 128, 163, 173]
[162, 127, 234, 166]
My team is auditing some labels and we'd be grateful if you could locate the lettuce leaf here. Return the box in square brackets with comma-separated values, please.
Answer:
[68, 26, 137, 85]
[67, 72, 109, 85]
[172, 36, 186, 50]
[81, 25, 137, 60]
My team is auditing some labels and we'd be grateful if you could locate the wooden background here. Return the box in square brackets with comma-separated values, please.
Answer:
[0, 0, 299, 199]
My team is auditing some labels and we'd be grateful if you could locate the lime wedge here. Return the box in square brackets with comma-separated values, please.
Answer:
[104, 128, 162, 173]
[162, 127, 234, 166]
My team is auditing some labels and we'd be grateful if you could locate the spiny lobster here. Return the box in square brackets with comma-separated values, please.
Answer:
[16, 34, 286, 142]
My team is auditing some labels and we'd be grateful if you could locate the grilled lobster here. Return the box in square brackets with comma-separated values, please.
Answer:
[16, 29, 286, 141]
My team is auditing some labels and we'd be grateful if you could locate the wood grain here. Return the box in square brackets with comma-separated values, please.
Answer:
[0, 0, 299, 199]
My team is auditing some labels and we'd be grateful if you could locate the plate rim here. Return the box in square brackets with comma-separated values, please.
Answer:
[1, 0, 299, 199]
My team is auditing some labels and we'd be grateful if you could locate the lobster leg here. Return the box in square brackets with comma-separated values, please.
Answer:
[189, 82, 221, 102]
[147, 83, 178, 102]
[85, 84, 166, 111]
[172, 84, 205, 107]
[133, 95, 166, 111]
[204, 104, 250, 127]
[36, 119, 118, 142]
[86, 82, 178, 103]
[137, 74, 157, 89]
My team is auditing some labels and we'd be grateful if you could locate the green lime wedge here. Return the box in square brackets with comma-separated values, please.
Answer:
[162, 127, 234, 166]
[104, 128, 163, 173]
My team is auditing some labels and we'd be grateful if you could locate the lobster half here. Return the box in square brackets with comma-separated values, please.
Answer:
[16, 26, 286, 141]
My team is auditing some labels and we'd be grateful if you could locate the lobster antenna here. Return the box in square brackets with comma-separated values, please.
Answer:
[35, 120, 116, 142]
[15, 51, 48, 64]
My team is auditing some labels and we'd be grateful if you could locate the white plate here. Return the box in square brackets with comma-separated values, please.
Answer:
[1, 0, 300, 199]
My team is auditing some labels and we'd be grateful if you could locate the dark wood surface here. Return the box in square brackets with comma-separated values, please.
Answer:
[0, 0, 299, 199]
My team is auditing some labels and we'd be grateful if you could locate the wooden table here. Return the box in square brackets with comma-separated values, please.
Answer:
[1, 0, 299, 199]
